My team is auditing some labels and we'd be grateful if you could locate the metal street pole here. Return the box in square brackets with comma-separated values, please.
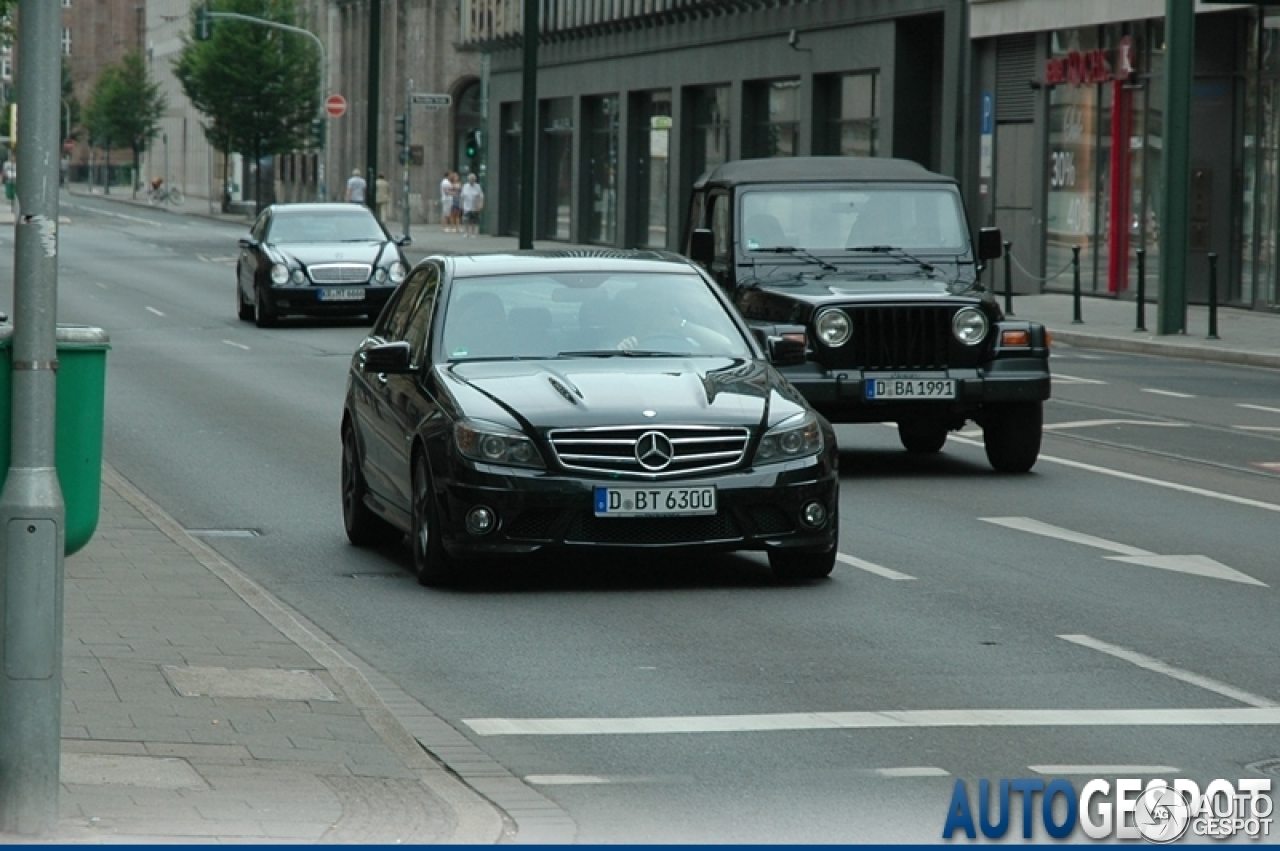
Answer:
[519, 0, 538, 249]
[480, 53, 489, 235]
[402, 80, 412, 239]
[365, 1, 381, 212]
[1158, 0, 1194, 335]
[0, 2, 65, 833]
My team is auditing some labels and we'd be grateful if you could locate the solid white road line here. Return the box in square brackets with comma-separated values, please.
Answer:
[875, 767, 950, 777]
[222, 340, 250, 350]
[1238, 403, 1280, 415]
[836, 553, 916, 581]
[145, 306, 165, 317]
[1058, 634, 1277, 708]
[524, 775, 611, 785]
[464, 707, 1280, 736]
[1043, 419, 1188, 430]
[1052, 373, 1108, 385]
[1029, 765, 1180, 776]
[1141, 388, 1196, 399]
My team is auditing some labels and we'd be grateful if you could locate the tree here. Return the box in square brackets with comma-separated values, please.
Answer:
[173, 0, 320, 212]
[84, 50, 167, 197]
[62, 58, 81, 145]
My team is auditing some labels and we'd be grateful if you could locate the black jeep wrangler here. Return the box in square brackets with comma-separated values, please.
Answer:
[683, 157, 1050, 473]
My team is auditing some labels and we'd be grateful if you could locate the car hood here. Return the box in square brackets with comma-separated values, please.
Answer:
[272, 240, 389, 266]
[442, 357, 804, 432]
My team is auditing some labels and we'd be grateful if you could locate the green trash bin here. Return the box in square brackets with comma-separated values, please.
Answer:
[0, 324, 110, 555]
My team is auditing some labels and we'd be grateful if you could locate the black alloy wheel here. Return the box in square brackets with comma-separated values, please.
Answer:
[341, 424, 388, 546]
[237, 280, 255, 321]
[898, 420, 948, 454]
[254, 284, 278, 328]
[411, 450, 457, 587]
[982, 401, 1043, 473]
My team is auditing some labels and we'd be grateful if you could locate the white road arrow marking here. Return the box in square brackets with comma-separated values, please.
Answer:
[981, 517, 1267, 587]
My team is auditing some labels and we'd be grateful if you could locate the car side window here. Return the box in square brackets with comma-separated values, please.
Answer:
[374, 270, 428, 342]
[251, 211, 269, 241]
[403, 265, 441, 364]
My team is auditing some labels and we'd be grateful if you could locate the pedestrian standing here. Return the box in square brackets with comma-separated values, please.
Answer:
[345, 168, 367, 204]
[375, 172, 391, 222]
[449, 171, 464, 233]
[460, 173, 484, 238]
[439, 171, 455, 232]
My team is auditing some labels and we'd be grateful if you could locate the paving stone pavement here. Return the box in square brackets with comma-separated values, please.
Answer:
[1, 465, 506, 844]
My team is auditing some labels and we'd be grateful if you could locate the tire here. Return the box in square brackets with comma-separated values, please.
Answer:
[768, 515, 838, 582]
[982, 401, 1043, 473]
[341, 424, 388, 546]
[168, 187, 185, 205]
[411, 450, 457, 587]
[254, 284, 278, 328]
[237, 281, 255, 321]
[898, 420, 948, 454]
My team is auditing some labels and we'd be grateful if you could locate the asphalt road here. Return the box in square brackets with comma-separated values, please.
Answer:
[3, 195, 1279, 842]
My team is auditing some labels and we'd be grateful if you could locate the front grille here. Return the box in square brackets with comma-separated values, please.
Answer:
[566, 512, 740, 545]
[825, 305, 957, 370]
[308, 263, 371, 284]
[548, 425, 750, 479]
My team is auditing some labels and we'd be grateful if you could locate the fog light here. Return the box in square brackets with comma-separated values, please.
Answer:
[800, 501, 827, 529]
[465, 506, 496, 535]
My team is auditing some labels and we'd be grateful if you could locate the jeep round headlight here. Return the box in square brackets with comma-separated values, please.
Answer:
[952, 307, 989, 346]
[814, 309, 852, 347]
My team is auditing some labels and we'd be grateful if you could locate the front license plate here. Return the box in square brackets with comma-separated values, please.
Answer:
[593, 486, 717, 517]
[865, 377, 956, 400]
[318, 288, 365, 302]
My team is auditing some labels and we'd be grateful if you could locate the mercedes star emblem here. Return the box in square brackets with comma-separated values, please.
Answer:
[635, 430, 674, 471]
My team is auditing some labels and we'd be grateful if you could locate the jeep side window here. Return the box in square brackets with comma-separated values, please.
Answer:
[684, 192, 706, 253]
[710, 193, 731, 262]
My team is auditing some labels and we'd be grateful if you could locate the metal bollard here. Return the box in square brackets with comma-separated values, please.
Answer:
[1003, 240, 1014, 316]
[1207, 252, 1219, 340]
[1072, 245, 1082, 324]
[1134, 248, 1147, 332]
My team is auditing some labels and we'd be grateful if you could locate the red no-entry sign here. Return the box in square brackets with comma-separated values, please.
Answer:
[325, 94, 347, 118]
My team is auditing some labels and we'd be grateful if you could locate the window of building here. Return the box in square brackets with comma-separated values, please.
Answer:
[689, 85, 730, 179]
[540, 97, 574, 241]
[818, 72, 879, 157]
[584, 94, 618, 245]
[746, 78, 800, 158]
[1, 58, 11, 80]
[1046, 27, 1102, 294]
[632, 90, 671, 248]
[62, 0, 72, 7]
[61, 27, 71, 55]
[499, 102, 522, 236]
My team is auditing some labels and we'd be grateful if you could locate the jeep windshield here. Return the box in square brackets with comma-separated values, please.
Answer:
[739, 186, 970, 256]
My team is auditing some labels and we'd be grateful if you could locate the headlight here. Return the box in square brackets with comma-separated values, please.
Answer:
[814, 309, 852, 347]
[454, 419, 543, 469]
[291, 268, 307, 285]
[270, 263, 290, 285]
[388, 261, 407, 284]
[754, 411, 824, 465]
[952, 307, 989, 345]
[373, 267, 388, 283]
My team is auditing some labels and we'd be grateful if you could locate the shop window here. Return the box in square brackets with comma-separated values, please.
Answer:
[817, 72, 879, 157]
[585, 94, 619, 245]
[747, 78, 800, 158]
[632, 90, 671, 248]
[499, 102, 522, 236]
[690, 85, 730, 179]
[540, 97, 574, 241]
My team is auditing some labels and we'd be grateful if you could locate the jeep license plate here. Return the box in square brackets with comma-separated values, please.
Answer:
[318, 288, 365, 302]
[866, 378, 955, 400]
[593, 486, 717, 517]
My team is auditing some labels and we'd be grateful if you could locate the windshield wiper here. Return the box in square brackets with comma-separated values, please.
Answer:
[846, 245, 936, 275]
[556, 349, 687, 358]
[753, 245, 839, 274]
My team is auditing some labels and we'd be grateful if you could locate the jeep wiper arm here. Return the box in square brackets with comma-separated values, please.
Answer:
[846, 245, 935, 274]
[757, 245, 839, 274]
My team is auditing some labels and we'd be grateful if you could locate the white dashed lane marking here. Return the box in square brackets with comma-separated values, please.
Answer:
[1141, 388, 1196, 399]
[837, 553, 916, 581]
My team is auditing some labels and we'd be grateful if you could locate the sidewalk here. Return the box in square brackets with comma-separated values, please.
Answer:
[0, 465, 507, 844]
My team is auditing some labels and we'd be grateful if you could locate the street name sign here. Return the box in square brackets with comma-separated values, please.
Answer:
[411, 93, 452, 108]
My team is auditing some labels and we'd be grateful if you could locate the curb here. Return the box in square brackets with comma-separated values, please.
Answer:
[1047, 328, 1280, 371]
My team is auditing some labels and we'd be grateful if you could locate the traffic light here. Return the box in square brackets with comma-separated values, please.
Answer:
[195, 3, 213, 41]
[310, 118, 325, 149]
[393, 114, 406, 148]
[465, 128, 481, 160]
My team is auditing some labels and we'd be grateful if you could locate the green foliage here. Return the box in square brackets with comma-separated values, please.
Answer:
[84, 50, 166, 158]
[173, 0, 321, 162]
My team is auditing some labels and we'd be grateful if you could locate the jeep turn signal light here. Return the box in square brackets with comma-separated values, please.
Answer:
[1000, 329, 1031, 348]
[782, 332, 807, 346]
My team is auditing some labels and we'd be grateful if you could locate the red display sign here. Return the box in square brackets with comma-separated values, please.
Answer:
[1045, 36, 1134, 88]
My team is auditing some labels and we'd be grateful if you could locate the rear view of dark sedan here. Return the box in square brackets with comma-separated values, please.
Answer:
[236, 203, 411, 327]
[340, 251, 840, 586]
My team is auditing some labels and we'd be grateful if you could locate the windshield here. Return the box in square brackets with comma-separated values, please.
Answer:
[740, 186, 970, 255]
[442, 271, 753, 361]
[268, 210, 387, 243]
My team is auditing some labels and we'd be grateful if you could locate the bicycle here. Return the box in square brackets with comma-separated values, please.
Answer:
[147, 180, 185, 206]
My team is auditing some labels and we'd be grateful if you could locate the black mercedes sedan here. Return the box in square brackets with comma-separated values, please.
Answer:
[340, 251, 840, 586]
[236, 202, 411, 327]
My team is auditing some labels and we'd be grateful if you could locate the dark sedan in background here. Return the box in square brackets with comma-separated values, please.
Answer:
[236, 202, 410, 327]
[340, 251, 840, 587]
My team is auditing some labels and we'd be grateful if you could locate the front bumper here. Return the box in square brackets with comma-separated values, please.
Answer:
[266, 285, 397, 318]
[434, 456, 839, 560]
[780, 355, 1050, 424]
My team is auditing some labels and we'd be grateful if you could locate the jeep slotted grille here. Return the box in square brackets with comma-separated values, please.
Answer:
[547, 425, 750, 479]
[825, 305, 957, 370]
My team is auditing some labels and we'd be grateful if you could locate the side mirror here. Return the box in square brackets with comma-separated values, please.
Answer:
[751, 324, 807, 367]
[360, 341, 414, 374]
[689, 228, 715, 268]
[238, 237, 256, 249]
[395, 234, 412, 247]
[977, 227, 1003, 263]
